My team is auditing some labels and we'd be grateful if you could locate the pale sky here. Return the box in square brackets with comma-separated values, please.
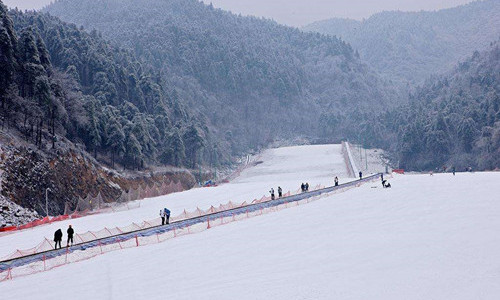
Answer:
[3, 0, 476, 27]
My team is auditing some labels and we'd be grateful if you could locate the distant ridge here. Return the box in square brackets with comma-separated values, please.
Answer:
[303, 0, 500, 86]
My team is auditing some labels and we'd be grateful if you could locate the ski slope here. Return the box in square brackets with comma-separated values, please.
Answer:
[2, 146, 500, 299]
[0, 144, 348, 258]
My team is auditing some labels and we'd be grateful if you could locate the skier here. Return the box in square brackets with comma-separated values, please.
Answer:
[305, 183, 309, 191]
[54, 229, 63, 250]
[359, 171, 363, 180]
[66, 225, 74, 247]
[164, 208, 171, 224]
[452, 166, 456, 176]
[270, 188, 275, 200]
[278, 186, 283, 198]
[160, 209, 166, 225]
[334, 176, 339, 187]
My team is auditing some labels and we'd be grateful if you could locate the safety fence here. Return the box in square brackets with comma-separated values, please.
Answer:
[0, 179, 184, 233]
[0, 185, 320, 261]
[342, 141, 359, 178]
[0, 174, 381, 282]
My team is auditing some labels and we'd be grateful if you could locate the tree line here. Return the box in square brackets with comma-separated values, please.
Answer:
[1, 2, 211, 170]
[321, 41, 500, 171]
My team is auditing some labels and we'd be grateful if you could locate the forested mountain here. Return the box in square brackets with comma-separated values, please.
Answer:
[304, 0, 500, 86]
[364, 41, 500, 171]
[45, 0, 399, 153]
[1, 2, 212, 170]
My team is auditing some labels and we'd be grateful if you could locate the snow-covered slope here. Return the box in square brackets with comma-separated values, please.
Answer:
[0, 144, 347, 258]
[2, 146, 499, 299]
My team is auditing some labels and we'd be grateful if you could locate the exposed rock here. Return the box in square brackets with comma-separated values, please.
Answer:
[0, 194, 39, 228]
[0, 132, 197, 221]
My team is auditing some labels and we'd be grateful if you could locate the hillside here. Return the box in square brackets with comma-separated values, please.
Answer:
[2, 4, 215, 170]
[303, 0, 500, 86]
[362, 40, 500, 171]
[45, 0, 399, 150]
[0, 1, 202, 219]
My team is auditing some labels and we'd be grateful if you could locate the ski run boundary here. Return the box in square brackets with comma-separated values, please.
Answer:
[342, 141, 359, 178]
[0, 173, 382, 281]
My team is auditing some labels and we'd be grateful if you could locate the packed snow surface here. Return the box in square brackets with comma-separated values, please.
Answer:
[2, 145, 500, 299]
[0, 144, 347, 257]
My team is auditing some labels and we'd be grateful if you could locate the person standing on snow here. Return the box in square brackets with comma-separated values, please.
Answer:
[270, 188, 275, 200]
[305, 183, 309, 191]
[359, 171, 363, 180]
[67, 225, 74, 247]
[164, 208, 171, 224]
[452, 166, 456, 176]
[334, 176, 339, 186]
[54, 229, 63, 249]
[160, 209, 166, 225]
[300, 183, 305, 192]
[278, 186, 283, 198]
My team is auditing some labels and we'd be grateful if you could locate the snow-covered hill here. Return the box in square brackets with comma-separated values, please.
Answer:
[0, 144, 348, 258]
[1, 145, 499, 299]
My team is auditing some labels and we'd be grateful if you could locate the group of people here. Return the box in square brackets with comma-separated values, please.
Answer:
[432, 165, 473, 176]
[53, 225, 74, 249]
[269, 187, 283, 200]
[381, 173, 391, 188]
[50, 170, 395, 252]
[52, 208, 172, 251]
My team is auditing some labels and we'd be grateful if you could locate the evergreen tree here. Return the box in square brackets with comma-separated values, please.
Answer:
[183, 125, 205, 168]
[107, 117, 125, 167]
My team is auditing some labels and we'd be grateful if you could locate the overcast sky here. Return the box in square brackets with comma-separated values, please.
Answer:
[4, 0, 475, 27]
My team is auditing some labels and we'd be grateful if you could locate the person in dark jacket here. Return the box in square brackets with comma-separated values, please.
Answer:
[67, 225, 74, 247]
[334, 176, 339, 186]
[359, 171, 363, 180]
[305, 183, 309, 191]
[301, 183, 305, 192]
[278, 186, 283, 198]
[164, 208, 171, 224]
[54, 229, 63, 249]
[270, 188, 275, 200]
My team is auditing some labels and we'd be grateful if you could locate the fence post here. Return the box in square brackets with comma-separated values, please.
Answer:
[135, 235, 139, 247]
[43, 254, 46, 271]
[207, 217, 211, 229]
[8, 268, 12, 280]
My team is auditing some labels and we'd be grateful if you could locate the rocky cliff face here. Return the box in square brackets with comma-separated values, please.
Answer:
[0, 132, 197, 227]
[0, 194, 40, 228]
